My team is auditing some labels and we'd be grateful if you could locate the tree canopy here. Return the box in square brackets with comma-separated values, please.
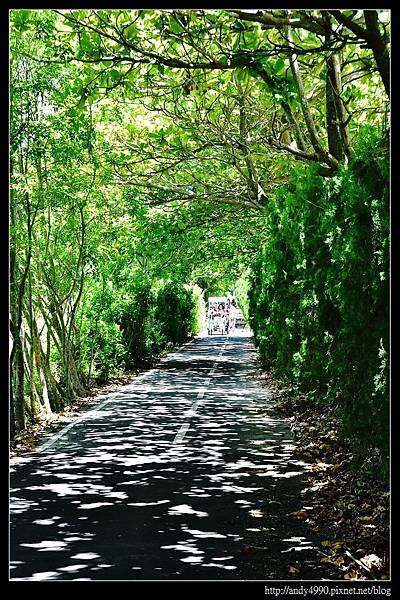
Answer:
[9, 9, 389, 475]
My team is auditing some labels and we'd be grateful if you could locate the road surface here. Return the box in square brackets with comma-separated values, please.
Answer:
[10, 333, 328, 581]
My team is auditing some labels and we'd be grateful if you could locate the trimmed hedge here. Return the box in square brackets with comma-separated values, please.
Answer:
[248, 128, 389, 476]
[79, 279, 204, 380]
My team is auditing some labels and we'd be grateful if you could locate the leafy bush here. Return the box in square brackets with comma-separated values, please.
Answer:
[189, 284, 207, 334]
[78, 277, 203, 381]
[114, 280, 157, 367]
[155, 281, 197, 346]
[79, 281, 127, 381]
[248, 127, 389, 476]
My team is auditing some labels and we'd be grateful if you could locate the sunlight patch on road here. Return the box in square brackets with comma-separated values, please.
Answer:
[264, 470, 305, 478]
[78, 502, 114, 509]
[57, 564, 88, 572]
[168, 504, 208, 517]
[33, 518, 61, 525]
[20, 540, 68, 551]
[71, 552, 100, 559]
[128, 499, 170, 507]
[249, 509, 265, 518]
[10, 498, 37, 514]
[204, 563, 236, 570]
[30, 571, 60, 580]
[161, 543, 204, 555]
[64, 533, 95, 541]
[183, 528, 226, 539]
[180, 556, 203, 563]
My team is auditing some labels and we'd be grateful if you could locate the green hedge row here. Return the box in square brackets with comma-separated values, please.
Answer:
[248, 128, 389, 476]
[78, 279, 204, 382]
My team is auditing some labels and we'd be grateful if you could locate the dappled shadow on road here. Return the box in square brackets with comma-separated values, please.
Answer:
[10, 335, 327, 581]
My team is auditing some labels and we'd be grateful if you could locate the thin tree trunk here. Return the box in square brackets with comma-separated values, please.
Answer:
[329, 10, 389, 99]
[31, 315, 53, 417]
[11, 334, 25, 432]
[285, 22, 339, 171]
[363, 10, 390, 98]
[251, 63, 307, 153]
[26, 272, 42, 420]
[329, 53, 351, 158]
[42, 329, 64, 411]
[282, 101, 307, 152]
[326, 54, 344, 162]
[21, 322, 41, 422]
[86, 276, 106, 385]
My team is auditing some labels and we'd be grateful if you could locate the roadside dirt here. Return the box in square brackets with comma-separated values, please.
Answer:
[257, 370, 390, 581]
[10, 370, 141, 457]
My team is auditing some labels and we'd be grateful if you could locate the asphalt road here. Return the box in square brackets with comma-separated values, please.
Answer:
[10, 332, 330, 581]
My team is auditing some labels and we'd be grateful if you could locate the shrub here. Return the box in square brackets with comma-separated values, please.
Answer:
[248, 127, 389, 476]
[155, 281, 197, 346]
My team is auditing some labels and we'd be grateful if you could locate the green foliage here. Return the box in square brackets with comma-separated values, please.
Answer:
[78, 282, 127, 381]
[249, 127, 389, 476]
[9, 6, 389, 481]
[115, 280, 157, 367]
[77, 277, 203, 381]
[189, 284, 207, 335]
[155, 282, 198, 346]
[233, 268, 251, 323]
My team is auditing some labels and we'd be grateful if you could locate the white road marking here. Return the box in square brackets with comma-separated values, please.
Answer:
[37, 335, 229, 450]
[208, 357, 220, 376]
[36, 341, 201, 452]
[173, 422, 191, 444]
[36, 393, 119, 452]
[173, 337, 228, 445]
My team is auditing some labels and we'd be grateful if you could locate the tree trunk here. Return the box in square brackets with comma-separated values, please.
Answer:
[329, 54, 351, 158]
[12, 335, 25, 432]
[65, 344, 86, 398]
[329, 10, 389, 99]
[285, 23, 339, 171]
[25, 272, 42, 421]
[43, 330, 64, 411]
[21, 324, 41, 422]
[323, 12, 351, 162]
[282, 101, 307, 152]
[364, 10, 390, 98]
[32, 315, 53, 417]
[326, 54, 344, 162]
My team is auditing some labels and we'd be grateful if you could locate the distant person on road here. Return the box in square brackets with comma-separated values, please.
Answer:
[208, 304, 218, 334]
[229, 300, 238, 332]
[224, 300, 231, 333]
[216, 303, 225, 334]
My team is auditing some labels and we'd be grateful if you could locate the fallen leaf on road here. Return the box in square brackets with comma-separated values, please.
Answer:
[344, 569, 365, 580]
[289, 510, 308, 520]
[241, 545, 258, 555]
[360, 554, 383, 569]
[332, 541, 347, 550]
